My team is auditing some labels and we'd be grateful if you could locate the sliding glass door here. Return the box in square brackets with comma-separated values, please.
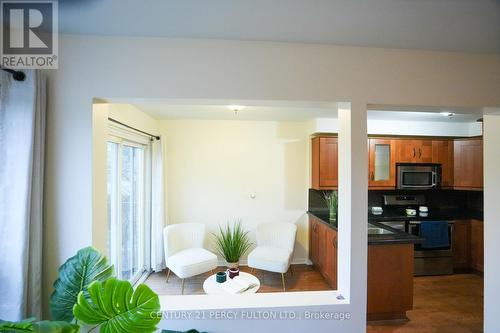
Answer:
[107, 130, 151, 283]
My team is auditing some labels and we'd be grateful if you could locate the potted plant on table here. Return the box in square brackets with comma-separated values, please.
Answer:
[214, 220, 252, 269]
[323, 190, 338, 223]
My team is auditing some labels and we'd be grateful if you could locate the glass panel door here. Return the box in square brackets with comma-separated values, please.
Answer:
[107, 137, 150, 283]
[374, 144, 390, 181]
[369, 139, 395, 187]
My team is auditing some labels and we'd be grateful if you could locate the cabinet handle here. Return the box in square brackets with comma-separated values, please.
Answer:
[333, 237, 337, 248]
[413, 147, 416, 158]
[371, 171, 374, 181]
[419, 148, 422, 158]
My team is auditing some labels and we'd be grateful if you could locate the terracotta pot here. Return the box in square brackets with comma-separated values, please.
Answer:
[226, 261, 239, 269]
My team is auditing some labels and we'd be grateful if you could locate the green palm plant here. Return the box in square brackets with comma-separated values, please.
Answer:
[0, 247, 163, 333]
[0, 318, 79, 332]
[50, 247, 114, 322]
[73, 278, 160, 333]
[323, 190, 338, 222]
[213, 220, 252, 266]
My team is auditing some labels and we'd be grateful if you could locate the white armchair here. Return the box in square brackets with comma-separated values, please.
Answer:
[247, 222, 297, 291]
[163, 223, 218, 294]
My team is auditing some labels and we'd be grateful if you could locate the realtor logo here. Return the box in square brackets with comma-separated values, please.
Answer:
[1, 0, 58, 69]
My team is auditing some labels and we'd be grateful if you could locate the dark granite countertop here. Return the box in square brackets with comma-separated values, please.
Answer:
[307, 212, 423, 245]
[368, 208, 483, 222]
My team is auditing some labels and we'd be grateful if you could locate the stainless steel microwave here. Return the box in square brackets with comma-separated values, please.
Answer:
[396, 163, 441, 189]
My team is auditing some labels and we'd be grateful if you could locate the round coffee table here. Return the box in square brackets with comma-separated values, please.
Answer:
[203, 271, 260, 295]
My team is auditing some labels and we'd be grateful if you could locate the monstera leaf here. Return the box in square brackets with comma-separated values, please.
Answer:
[50, 247, 114, 322]
[73, 278, 161, 333]
[0, 318, 79, 333]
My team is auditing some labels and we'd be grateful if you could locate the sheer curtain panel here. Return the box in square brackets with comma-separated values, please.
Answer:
[0, 70, 46, 320]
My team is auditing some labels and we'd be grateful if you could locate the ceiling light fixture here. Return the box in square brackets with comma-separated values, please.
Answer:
[440, 111, 455, 117]
[227, 105, 245, 115]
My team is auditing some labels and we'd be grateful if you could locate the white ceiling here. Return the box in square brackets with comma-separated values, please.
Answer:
[59, 0, 500, 53]
[133, 103, 484, 123]
[368, 110, 482, 123]
[134, 104, 337, 121]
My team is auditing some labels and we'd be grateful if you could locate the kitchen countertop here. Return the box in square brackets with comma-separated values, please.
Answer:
[307, 212, 422, 245]
[368, 208, 483, 222]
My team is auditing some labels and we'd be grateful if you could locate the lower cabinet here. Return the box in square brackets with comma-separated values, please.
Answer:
[452, 219, 483, 273]
[308, 216, 337, 289]
[453, 220, 470, 269]
[470, 219, 484, 272]
[367, 244, 414, 321]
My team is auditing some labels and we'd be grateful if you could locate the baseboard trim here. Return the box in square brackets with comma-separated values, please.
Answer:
[217, 258, 310, 267]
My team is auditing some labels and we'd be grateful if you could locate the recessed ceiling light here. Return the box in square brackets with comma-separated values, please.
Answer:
[227, 105, 245, 115]
[227, 105, 245, 111]
[440, 111, 455, 117]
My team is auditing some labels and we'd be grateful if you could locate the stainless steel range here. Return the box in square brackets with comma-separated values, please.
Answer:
[377, 194, 454, 276]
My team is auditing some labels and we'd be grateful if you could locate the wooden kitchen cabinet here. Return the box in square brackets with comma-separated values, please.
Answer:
[368, 138, 396, 188]
[432, 140, 454, 188]
[454, 139, 483, 190]
[395, 139, 433, 163]
[452, 220, 470, 270]
[470, 219, 484, 272]
[311, 136, 338, 189]
[309, 217, 321, 269]
[323, 227, 338, 289]
[308, 215, 337, 289]
[367, 244, 414, 321]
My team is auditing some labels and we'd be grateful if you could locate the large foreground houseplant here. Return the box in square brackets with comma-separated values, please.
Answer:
[0, 247, 166, 333]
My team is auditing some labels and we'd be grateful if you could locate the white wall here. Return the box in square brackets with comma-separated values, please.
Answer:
[312, 117, 483, 136]
[44, 34, 500, 332]
[160, 119, 310, 263]
[483, 115, 500, 333]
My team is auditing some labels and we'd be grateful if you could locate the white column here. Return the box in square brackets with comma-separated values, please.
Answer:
[337, 102, 368, 326]
[483, 114, 500, 333]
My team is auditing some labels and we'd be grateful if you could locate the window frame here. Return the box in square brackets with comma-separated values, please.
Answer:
[107, 124, 153, 285]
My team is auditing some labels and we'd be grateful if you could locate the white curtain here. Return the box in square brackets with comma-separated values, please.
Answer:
[150, 137, 166, 272]
[0, 70, 46, 320]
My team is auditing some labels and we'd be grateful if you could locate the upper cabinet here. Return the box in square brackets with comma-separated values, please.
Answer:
[432, 140, 454, 188]
[454, 139, 483, 190]
[311, 136, 482, 191]
[368, 139, 396, 188]
[311, 136, 338, 190]
[395, 139, 433, 163]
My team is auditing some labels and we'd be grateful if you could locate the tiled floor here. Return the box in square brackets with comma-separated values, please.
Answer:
[145, 268, 483, 333]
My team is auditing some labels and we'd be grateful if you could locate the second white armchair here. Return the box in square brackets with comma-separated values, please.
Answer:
[247, 222, 297, 291]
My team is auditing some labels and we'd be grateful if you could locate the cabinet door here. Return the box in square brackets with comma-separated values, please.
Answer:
[432, 140, 454, 188]
[395, 140, 418, 163]
[470, 220, 484, 272]
[452, 220, 469, 269]
[454, 139, 483, 189]
[319, 137, 338, 188]
[309, 218, 320, 267]
[416, 140, 433, 163]
[369, 139, 395, 188]
[317, 222, 327, 271]
[311, 137, 338, 189]
[324, 228, 338, 289]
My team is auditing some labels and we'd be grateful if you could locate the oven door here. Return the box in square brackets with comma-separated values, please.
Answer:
[409, 221, 453, 257]
[398, 169, 438, 189]
[410, 221, 454, 275]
